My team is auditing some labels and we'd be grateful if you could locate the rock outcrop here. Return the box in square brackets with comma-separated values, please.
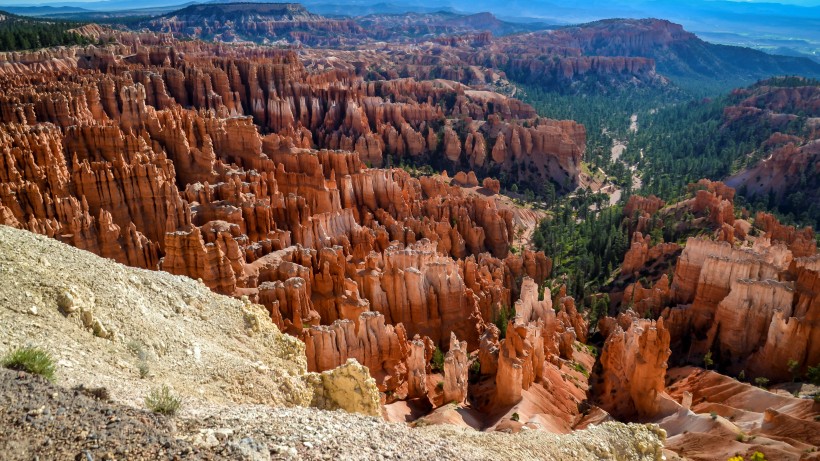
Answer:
[622, 232, 680, 276]
[664, 230, 818, 381]
[594, 312, 671, 419]
[442, 333, 469, 405]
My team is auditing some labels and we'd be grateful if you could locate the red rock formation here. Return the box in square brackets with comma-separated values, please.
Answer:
[162, 224, 239, 294]
[663, 230, 820, 381]
[622, 275, 672, 318]
[0, 37, 598, 430]
[624, 195, 664, 219]
[755, 211, 817, 257]
[481, 177, 500, 194]
[301, 312, 411, 393]
[442, 332, 469, 405]
[594, 313, 671, 419]
[495, 319, 545, 407]
[621, 232, 681, 275]
[688, 179, 736, 231]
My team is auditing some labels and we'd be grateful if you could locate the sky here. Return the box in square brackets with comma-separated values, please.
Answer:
[2, 0, 820, 11]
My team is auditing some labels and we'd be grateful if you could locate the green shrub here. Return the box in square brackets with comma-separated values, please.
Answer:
[138, 362, 150, 379]
[571, 361, 590, 378]
[754, 377, 769, 389]
[703, 351, 713, 370]
[807, 364, 820, 385]
[493, 304, 511, 339]
[431, 347, 445, 372]
[511, 412, 520, 422]
[750, 451, 767, 461]
[1, 346, 56, 382]
[145, 385, 181, 416]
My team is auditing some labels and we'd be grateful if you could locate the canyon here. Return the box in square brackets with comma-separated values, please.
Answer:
[0, 32, 597, 434]
[0, 7, 819, 461]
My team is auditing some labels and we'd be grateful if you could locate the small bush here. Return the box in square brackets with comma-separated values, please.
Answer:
[127, 340, 149, 361]
[1, 346, 56, 382]
[145, 385, 181, 416]
[754, 377, 770, 389]
[703, 351, 713, 370]
[431, 347, 445, 372]
[807, 364, 820, 385]
[511, 412, 520, 422]
[469, 359, 480, 375]
[138, 362, 150, 379]
[710, 411, 718, 420]
[436, 381, 444, 390]
[571, 361, 590, 378]
[750, 451, 767, 461]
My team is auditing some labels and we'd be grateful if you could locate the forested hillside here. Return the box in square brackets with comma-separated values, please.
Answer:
[0, 11, 91, 51]
[628, 77, 820, 228]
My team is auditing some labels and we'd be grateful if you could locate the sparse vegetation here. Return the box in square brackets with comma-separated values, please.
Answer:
[787, 359, 799, 382]
[807, 363, 820, 385]
[1, 346, 56, 382]
[571, 361, 590, 378]
[754, 377, 769, 389]
[145, 385, 182, 416]
[511, 412, 520, 422]
[703, 351, 714, 370]
[493, 304, 512, 339]
[128, 340, 151, 379]
[138, 362, 150, 379]
[431, 347, 445, 372]
[750, 452, 768, 461]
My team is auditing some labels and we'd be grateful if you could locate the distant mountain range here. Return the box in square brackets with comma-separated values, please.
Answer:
[2, 0, 818, 89]
[2, 0, 816, 59]
[132, 3, 820, 95]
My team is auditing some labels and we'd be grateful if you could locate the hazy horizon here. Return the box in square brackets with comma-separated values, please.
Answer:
[2, 0, 820, 7]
